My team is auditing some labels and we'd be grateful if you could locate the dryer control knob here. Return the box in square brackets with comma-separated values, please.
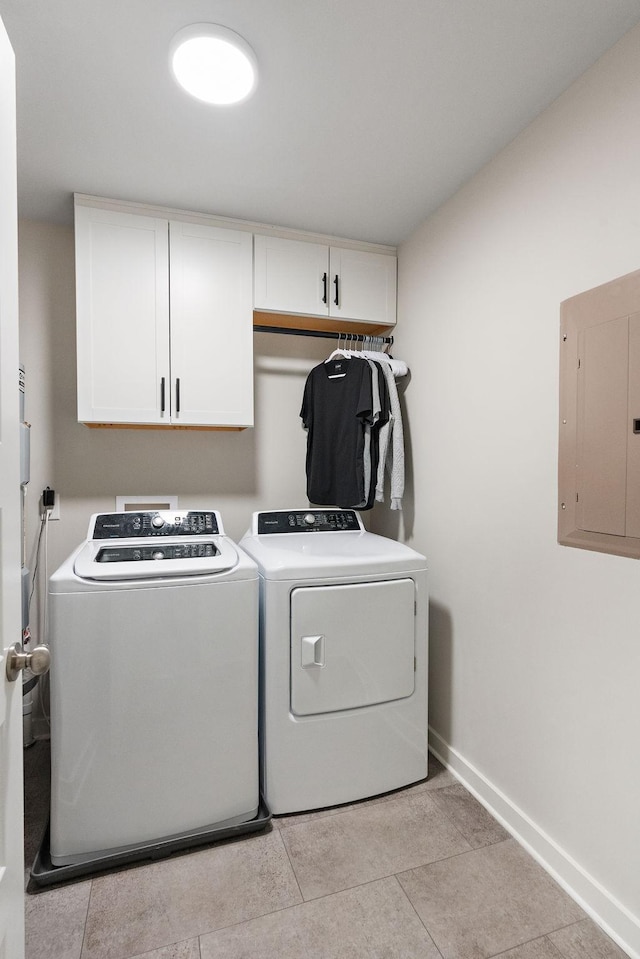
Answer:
[303, 513, 316, 526]
[151, 515, 165, 529]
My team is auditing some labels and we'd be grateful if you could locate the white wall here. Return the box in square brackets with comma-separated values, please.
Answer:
[384, 23, 640, 957]
[17, 218, 328, 630]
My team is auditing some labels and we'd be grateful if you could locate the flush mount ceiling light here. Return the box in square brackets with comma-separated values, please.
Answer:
[169, 23, 258, 105]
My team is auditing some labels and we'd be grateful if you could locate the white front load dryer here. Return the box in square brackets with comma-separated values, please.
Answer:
[48, 510, 260, 868]
[240, 509, 428, 814]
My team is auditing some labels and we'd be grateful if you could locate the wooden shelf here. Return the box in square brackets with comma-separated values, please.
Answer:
[253, 310, 395, 337]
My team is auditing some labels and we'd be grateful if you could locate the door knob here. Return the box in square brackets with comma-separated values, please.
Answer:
[5, 642, 51, 683]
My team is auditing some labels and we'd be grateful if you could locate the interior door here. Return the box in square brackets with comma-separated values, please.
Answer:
[290, 579, 415, 717]
[0, 15, 26, 957]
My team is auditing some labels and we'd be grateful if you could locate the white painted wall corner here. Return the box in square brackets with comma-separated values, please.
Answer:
[428, 727, 639, 959]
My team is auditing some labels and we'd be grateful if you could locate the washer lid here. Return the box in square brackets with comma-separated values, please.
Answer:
[73, 537, 239, 581]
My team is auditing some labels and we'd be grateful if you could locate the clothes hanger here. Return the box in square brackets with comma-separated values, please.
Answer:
[324, 332, 352, 377]
[326, 332, 359, 362]
[359, 336, 408, 377]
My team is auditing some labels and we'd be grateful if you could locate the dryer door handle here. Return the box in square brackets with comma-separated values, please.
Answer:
[301, 635, 325, 668]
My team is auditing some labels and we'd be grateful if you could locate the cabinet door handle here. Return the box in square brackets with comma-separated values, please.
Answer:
[160, 377, 166, 414]
[322, 272, 328, 304]
[334, 274, 339, 307]
[175, 378, 180, 414]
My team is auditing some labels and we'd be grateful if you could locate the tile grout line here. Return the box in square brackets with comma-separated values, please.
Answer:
[83, 838, 309, 957]
[121, 935, 203, 959]
[286, 835, 511, 907]
[279, 827, 513, 906]
[195, 872, 435, 943]
[389, 873, 446, 959]
[273, 825, 305, 903]
[184, 829, 312, 946]
[423, 785, 482, 850]
[428, 782, 513, 852]
[485, 932, 565, 958]
[79, 877, 94, 959]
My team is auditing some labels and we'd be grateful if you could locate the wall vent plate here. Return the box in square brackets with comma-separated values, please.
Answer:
[115, 495, 178, 512]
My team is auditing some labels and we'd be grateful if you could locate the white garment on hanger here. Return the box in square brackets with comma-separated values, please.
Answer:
[375, 363, 405, 510]
[359, 349, 408, 379]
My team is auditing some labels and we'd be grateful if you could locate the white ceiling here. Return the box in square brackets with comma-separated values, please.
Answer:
[2, 0, 640, 245]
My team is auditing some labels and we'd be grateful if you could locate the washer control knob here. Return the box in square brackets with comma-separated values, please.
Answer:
[152, 550, 165, 560]
[304, 513, 316, 526]
[151, 515, 165, 529]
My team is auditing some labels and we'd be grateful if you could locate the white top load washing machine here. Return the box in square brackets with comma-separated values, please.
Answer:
[240, 508, 428, 814]
[48, 510, 259, 867]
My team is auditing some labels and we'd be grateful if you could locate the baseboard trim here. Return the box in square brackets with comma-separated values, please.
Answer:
[428, 727, 639, 959]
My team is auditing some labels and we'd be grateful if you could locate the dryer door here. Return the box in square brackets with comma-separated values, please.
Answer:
[290, 578, 415, 716]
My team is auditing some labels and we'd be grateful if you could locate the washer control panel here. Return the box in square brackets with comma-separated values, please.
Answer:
[96, 542, 220, 563]
[256, 510, 362, 534]
[91, 511, 221, 540]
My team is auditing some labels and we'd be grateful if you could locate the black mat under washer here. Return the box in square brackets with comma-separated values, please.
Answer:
[29, 797, 271, 889]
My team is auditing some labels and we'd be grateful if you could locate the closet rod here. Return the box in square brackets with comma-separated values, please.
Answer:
[253, 324, 394, 345]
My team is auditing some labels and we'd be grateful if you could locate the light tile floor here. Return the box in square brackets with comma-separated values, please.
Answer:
[23, 741, 629, 959]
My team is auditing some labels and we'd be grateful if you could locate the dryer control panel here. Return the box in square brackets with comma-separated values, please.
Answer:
[256, 510, 363, 534]
[90, 510, 221, 540]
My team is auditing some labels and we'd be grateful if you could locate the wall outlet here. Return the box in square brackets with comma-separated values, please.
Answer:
[49, 492, 60, 520]
[41, 490, 60, 521]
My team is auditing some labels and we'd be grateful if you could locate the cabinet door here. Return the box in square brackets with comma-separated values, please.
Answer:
[329, 247, 397, 325]
[169, 222, 253, 427]
[254, 234, 329, 316]
[626, 313, 640, 537]
[573, 310, 640, 540]
[576, 314, 629, 536]
[75, 206, 170, 424]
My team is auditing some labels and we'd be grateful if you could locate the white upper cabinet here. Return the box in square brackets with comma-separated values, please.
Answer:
[75, 207, 170, 425]
[75, 203, 253, 428]
[329, 247, 397, 325]
[75, 197, 397, 429]
[169, 221, 253, 427]
[254, 234, 397, 326]
[253, 236, 328, 316]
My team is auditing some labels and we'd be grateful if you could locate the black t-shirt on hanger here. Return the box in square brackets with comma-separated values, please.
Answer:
[300, 357, 373, 508]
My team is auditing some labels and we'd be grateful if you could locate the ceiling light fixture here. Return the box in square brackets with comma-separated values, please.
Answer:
[169, 23, 258, 105]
